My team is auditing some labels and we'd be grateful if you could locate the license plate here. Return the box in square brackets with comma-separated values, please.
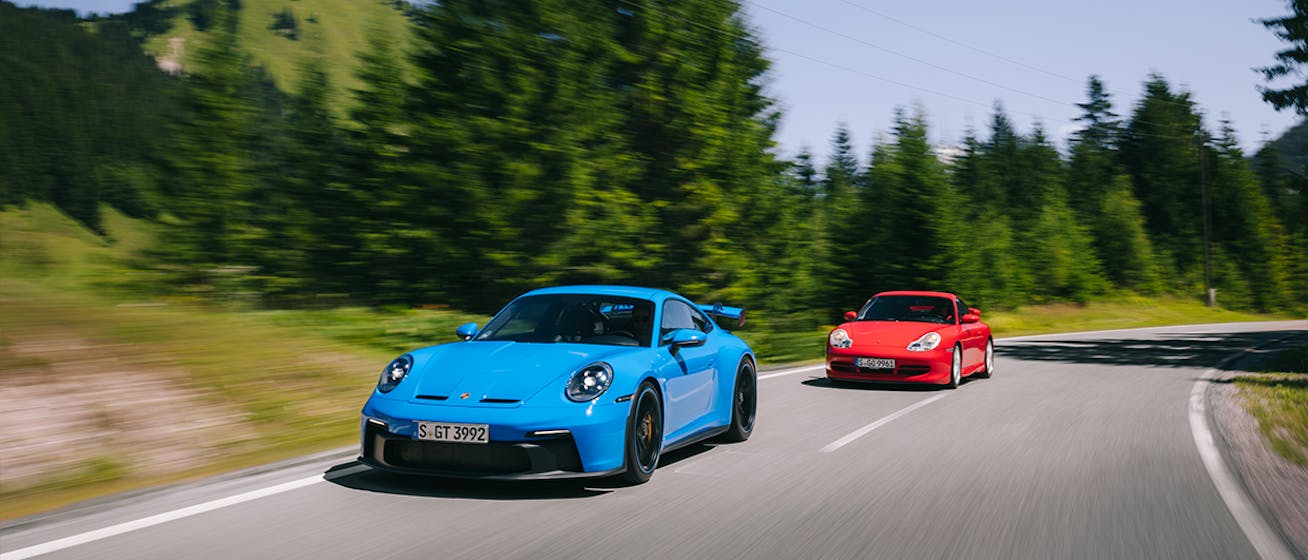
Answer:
[416, 421, 489, 444]
[856, 357, 895, 370]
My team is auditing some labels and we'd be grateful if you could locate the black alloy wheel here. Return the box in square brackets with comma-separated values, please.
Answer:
[618, 382, 662, 484]
[721, 359, 757, 442]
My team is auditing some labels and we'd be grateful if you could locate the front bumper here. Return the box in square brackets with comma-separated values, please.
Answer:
[360, 396, 629, 478]
[826, 345, 952, 384]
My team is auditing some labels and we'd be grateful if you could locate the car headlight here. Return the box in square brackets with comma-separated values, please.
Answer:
[907, 332, 942, 352]
[829, 328, 853, 349]
[377, 354, 413, 393]
[566, 363, 613, 402]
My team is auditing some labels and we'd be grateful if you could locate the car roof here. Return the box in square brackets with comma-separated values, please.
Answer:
[872, 290, 957, 299]
[521, 285, 677, 301]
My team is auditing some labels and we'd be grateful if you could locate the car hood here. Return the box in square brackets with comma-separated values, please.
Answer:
[404, 341, 642, 405]
[840, 321, 948, 347]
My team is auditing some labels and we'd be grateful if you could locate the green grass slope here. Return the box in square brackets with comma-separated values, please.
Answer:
[138, 0, 412, 111]
[0, 204, 479, 519]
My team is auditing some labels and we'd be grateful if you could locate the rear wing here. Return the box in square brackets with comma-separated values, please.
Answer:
[697, 303, 746, 329]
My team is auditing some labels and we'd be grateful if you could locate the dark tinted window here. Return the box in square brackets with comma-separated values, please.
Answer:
[476, 294, 653, 346]
[955, 299, 968, 322]
[857, 295, 955, 324]
[661, 300, 709, 341]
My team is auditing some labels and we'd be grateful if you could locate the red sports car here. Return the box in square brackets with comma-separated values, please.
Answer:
[826, 291, 993, 388]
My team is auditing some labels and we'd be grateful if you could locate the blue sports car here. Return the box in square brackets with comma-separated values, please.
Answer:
[359, 285, 757, 484]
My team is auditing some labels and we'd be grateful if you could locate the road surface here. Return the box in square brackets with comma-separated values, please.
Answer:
[3, 320, 1306, 560]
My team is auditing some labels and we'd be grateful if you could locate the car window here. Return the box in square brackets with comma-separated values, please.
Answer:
[476, 294, 653, 346]
[857, 295, 954, 324]
[955, 299, 968, 323]
[691, 305, 714, 332]
[660, 300, 704, 341]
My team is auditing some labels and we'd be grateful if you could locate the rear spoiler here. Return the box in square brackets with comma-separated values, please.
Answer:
[697, 303, 746, 329]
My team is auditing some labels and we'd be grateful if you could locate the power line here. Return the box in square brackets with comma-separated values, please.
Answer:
[744, 0, 1073, 108]
[833, 0, 1080, 83]
[619, 0, 1206, 144]
[616, 0, 1000, 112]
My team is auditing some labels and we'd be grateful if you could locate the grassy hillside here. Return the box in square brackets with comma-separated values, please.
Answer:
[0, 204, 480, 519]
[135, 0, 412, 111]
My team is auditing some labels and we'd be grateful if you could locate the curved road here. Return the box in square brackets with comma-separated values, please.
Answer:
[3, 320, 1306, 560]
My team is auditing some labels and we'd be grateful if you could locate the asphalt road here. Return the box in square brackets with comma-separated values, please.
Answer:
[3, 320, 1306, 560]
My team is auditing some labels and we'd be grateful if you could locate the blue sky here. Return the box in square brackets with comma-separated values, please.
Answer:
[21, 0, 1304, 162]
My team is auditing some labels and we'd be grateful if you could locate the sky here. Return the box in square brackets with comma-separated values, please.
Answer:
[20, 0, 1306, 162]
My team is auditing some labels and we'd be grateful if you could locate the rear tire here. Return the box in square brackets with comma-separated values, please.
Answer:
[617, 382, 662, 485]
[975, 338, 994, 379]
[721, 359, 757, 443]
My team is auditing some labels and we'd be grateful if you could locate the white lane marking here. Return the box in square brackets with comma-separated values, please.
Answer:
[758, 364, 823, 380]
[0, 465, 370, 560]
[820, 393, 950, 453]
[1190, 361, 1299, 559]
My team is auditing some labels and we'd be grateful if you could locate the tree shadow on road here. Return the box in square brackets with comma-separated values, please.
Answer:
[324, 461, 612, 499]
[799, 377, 973, 391]
[997, 329, 1307, 371]
[323, 439, 719, 499]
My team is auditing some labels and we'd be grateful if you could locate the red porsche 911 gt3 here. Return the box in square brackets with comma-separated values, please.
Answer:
[826, 291, 993, 389]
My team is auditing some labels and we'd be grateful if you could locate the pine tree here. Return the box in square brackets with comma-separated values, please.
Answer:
[857, 110, 961, 292]
[1208, 122, 1290, 310]
[1067, 75, 1121, 220]
[1256, 0, 1308, 115]
[1095, 175, 1162, 292]
[1018, 125, 1104, 302]
[820, 125, 862, 306]
[346, 31, 435, 301]
[163, 3, 256, 275]
[1120, 74, 1207, 287]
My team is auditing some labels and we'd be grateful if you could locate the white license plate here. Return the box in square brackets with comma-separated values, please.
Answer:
[856, 357, 895, 369]
[416, 421, 489, 444]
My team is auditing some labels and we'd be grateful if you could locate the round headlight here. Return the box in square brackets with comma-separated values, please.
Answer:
[829, 328, 853, 349]
[907, 332, 942, 352]
[566, 363, 613, 402]
[377, 354, 413, 393]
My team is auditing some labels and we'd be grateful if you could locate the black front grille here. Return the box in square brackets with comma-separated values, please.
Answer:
[896, 365, 930, 375]
[385, 440, 530, 474]
[365, 421, 585, 476]
[479, 398, 519, 404]
[415, 395, 448, 401]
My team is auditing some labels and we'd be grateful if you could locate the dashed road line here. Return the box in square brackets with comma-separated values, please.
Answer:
[820, 393, 950, 453]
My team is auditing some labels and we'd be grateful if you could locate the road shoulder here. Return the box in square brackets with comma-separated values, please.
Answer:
[1210, 347, 1308, 559]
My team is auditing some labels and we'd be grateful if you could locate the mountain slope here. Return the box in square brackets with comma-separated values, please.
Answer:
[131, 0, 413, 112]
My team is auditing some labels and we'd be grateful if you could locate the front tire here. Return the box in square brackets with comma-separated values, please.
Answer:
[975, 338, 994, 379]
[944, 344, 961, 389]
[721, 359, 757, 443]
[617, 382, 662, 485]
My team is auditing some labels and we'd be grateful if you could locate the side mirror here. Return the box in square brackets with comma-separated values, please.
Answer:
[968, 307, 981, 316]
[843, 311, 858, 321]
[961, 314, 980, 324]
[455, 322, 479, 341]
[662, 328, 707, 348]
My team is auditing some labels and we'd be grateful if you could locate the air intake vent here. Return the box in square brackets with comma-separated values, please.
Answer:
[480, 398, 519, 404]
[416, 395, 448, 401]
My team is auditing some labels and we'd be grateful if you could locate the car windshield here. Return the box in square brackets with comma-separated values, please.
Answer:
[856, 295, 955, 324]
[474, 294, 654, 347]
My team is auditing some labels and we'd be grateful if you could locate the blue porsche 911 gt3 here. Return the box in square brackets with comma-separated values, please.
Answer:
[359, 285, 757, 484]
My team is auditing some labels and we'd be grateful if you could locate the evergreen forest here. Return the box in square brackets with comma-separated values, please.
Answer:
[2, 0, 1305, 329]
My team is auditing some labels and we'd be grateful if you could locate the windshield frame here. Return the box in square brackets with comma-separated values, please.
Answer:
[474, 294, 656, 347]
[855, 295, 958, 325]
